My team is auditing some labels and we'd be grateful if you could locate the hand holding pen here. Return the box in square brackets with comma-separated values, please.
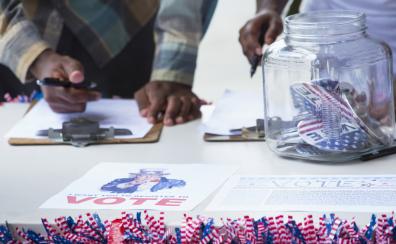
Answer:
[30, 50, 101, 113]
[238, 9, 284, 77]
[37, 78, 97, 90]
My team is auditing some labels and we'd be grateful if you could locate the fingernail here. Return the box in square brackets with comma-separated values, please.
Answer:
[148, 116, 155, 124]
[255, 47, 262, 54]
[176, 116, 184, 124]
[165, 118, 173, 126]
[140, 109, 148, 117]
[69, 71, 84, 83]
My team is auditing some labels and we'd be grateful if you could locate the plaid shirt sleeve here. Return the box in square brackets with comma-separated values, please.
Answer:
[150, 0, 218, 86]
[0, 0, 51, 83]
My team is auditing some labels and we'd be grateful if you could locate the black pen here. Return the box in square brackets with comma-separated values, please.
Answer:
[37, 78, 97, 89]
[250, 54, 262, 78]
[360, 145, 396, 161]
[250, 27, 266, 77]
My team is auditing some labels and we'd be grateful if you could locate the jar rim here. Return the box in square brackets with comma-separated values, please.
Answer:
[284, 11, 366, 39]
[285, 10, 365, 27]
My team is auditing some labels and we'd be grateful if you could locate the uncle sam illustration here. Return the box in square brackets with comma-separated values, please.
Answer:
[101, 169, 186, 193]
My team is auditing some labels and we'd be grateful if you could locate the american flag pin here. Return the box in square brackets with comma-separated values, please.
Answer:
[297, 118, 369, 152]
[280, 128, 303, 144]
[290, 83, 322, 116]
[295, 143, 327, 156]
[341, 88, 390, 145]
[290, 81, 356, 122]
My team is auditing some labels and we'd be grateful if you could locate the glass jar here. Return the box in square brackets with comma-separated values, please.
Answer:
[262, 11, 395, 162]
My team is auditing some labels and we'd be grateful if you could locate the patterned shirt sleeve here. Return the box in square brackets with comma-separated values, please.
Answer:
[150, 0, 218, 86]
[0, 0, 51, 83]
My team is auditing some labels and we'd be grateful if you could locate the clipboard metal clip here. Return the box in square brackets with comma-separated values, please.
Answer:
[229, 119, 265, 140]
[37, 117, 132, 147]
[241, 119, 265, 139]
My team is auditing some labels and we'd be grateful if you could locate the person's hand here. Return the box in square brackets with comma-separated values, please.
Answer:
[30, 49, 100, 113]
[239, 9, 283, 64]
[134, 81, 203, 126]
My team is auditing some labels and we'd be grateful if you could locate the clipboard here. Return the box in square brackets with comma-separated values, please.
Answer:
[203, 132, 265, 142]
[8, 101, 163, 146]
[204, 119, 265, 142]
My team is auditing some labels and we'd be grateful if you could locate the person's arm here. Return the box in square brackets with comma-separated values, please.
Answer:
[135, 0, 217, 126]
[256, 0, 288, 15]
[0, 0, 50, 82]
[239, 0, 288, 63]
[0, 1, 100, 112]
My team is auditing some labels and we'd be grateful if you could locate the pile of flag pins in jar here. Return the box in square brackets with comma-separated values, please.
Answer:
[278, 78, 391, 158]
[1, 212, 396, 243]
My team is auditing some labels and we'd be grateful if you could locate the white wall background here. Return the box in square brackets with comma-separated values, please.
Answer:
[193, 0, 263, 101]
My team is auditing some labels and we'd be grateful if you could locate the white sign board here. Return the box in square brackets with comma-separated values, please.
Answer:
[207, 175, 396, 212]
[41, 163, 237, 211]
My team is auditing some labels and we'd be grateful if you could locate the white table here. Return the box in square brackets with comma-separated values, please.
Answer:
[1, 102, 395, 232]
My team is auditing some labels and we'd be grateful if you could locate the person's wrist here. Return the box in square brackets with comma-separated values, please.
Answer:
[256, 8, 280, 17]
[256, 0, 287, 15]
[150, 80, 193, 89]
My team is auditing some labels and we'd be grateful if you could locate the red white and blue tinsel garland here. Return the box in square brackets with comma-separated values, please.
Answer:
[2, 91, 42, 104]
[1, 211, 396, 243]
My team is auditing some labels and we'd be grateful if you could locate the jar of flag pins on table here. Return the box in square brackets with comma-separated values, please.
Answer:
[262, 11, 395, 162]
